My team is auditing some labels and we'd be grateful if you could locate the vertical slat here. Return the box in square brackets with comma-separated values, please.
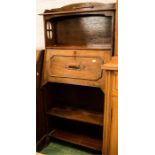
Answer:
[109, 71, 118, 155]
[103, 71, 112, 154]
[109, 95, 118, 155]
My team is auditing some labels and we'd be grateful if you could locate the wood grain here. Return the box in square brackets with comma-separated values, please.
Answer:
[41, 3, 115, 51]
[49, 129, 102, 151]
[49, 55, 103, 81]
[47, 106, 103, 126]
[102, 56, 118, 155]
[41, 3, 115, 15]
[55, 15, 112, 47]
[42, 49, 111, 92]
[101, 56, 118, 70]
[109, 95, 118, 155]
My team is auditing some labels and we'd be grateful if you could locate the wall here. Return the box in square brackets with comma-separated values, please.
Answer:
[36, 0, 116, 49]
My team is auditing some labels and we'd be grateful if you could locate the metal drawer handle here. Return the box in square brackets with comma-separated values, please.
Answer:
[65, 64, 82, 70]
[67, 65, 81, 70]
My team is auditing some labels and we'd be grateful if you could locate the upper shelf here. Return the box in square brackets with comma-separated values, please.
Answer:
[42, 3, 116, 50]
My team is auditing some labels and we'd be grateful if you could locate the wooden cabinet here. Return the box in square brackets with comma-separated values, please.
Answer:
[37, 3, 117, 155]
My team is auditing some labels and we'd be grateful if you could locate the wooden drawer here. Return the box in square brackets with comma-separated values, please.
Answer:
[49, 55, 103, 81]
[42, 49, 112, 91]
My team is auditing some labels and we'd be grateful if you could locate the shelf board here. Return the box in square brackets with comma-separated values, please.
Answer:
[49, 129, 102, 151]
[46, 44, 112, 50]
[47, 106, 103, 126]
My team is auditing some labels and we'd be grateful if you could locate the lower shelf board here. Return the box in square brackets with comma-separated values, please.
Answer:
[49, 129, 102, 151]
[47, 106, 103, 126]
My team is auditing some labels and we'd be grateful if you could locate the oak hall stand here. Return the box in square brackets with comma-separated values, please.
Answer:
[36, 3, 118, 155]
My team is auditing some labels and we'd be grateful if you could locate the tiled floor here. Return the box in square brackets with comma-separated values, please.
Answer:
[41, 140, 101, 155]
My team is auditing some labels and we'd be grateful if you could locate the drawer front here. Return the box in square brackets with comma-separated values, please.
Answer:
[42, 49, 112, 90]
[49, 55, 103, 81]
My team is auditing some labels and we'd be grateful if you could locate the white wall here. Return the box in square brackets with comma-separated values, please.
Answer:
[36, 0, 116, 49]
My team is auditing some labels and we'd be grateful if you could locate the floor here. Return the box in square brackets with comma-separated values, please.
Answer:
[41, 140, 101, 155]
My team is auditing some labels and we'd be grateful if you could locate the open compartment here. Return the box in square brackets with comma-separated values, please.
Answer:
[48, 117, 103, 151]
[44, 12, 114, 50]
[43, 83, 104, 151]
[44, 83, 104, 126]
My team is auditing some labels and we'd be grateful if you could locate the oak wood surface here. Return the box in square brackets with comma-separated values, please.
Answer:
[49, 129, 102, 151]
[102, 71, 112, 154]
[109, 94, 118, 155]
[47, 106, 103, 126]
[101, 56, 118, 70]
[46, 44, 112, 50]
[41, 3, 115, 15]
[42, 49, 111, 92]
[55, 15, 112, 47]
[102, 56, 118, 155]
[42, 3, 115, 51]
[49, 56, 103, 80]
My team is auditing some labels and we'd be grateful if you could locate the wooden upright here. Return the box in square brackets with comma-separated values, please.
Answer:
[102, 57, 118, 155]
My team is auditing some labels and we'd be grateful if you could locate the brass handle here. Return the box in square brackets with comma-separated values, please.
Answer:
[66, 64, 81, 70]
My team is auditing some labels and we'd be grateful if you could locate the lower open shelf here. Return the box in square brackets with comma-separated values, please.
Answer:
[49, 129, 102, 151]
[47, 106, 103, 126]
